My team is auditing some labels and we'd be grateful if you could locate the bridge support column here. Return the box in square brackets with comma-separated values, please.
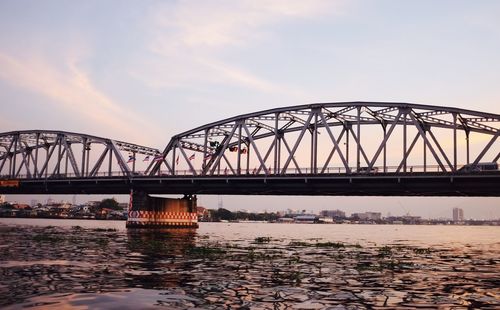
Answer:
[126, 191, 198, 228]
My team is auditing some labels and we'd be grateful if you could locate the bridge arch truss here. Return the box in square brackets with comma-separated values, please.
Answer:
[0, 130, 160, 179]
[147, 102, 500, 177]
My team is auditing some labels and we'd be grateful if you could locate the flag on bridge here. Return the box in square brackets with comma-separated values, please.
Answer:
[204, 153, 212, 160]
[127, 155, 136, 163]
[189, 153, 195, 161]
[143, 155, 150, 162]
[176, 155, 179, 165]
[153, 154, 163, 161]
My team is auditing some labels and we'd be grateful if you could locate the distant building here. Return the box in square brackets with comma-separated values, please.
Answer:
[117, 203, 129, 211]
[197, 206, 209, 221]
[320, 209, 346, 219]
[12, 203, 31, 210]
[352, 212, 382, 221]
[294, 214, 318, 223]
[453, 208, 464, 222]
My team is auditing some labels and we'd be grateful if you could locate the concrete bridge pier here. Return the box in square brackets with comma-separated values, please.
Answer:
[126, 191, 198, 228]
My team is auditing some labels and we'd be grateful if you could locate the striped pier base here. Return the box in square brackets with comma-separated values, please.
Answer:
[126, 192, 199, 228]
[126, 210, 198, 228]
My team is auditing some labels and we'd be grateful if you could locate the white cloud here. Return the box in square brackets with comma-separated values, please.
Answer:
[135, 0, 340, 95]
[0, 51, 159, 145]
[153, 0, 335, 49]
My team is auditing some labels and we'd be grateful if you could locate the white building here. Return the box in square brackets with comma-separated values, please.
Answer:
[352, 212, 382, 221]
[453, 208, 464, 222]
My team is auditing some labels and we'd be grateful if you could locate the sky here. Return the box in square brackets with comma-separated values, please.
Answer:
[0, 0, 499, 219]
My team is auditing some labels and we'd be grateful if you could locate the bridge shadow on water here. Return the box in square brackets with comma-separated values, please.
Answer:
[125, 228, 198, 289]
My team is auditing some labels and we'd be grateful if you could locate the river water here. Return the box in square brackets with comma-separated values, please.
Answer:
[0, 218, 498, 309]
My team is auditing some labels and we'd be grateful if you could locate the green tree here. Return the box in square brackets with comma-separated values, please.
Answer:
[212, 208, 234, 221]
[98, 198, 120, 210]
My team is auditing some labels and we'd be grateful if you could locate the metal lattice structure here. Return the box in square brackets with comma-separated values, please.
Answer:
[147, 102, 499, 176]
[0, 130, 160, 179]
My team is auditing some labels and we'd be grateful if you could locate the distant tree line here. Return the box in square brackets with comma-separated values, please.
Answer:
[208, 208, 280, 222]
[98, 198, 121, 210]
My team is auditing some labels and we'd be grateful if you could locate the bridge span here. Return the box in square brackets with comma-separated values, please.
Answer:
[1, 102, 499, 197]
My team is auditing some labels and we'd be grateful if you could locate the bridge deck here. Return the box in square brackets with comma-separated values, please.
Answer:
[1, 172, 499, 196]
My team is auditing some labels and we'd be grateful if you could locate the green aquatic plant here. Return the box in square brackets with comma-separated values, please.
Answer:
[315, 241, 345, 248]
[32, 233, 64, 243]
[254, 236, 272, 244]
[378, 246, 393, 257]
[413, 247, 432, 255]
[288, 241, 311, 247]
[92, 228, 117, 232]
[289, 270, 302, 285]
[95, 238, 109, 247]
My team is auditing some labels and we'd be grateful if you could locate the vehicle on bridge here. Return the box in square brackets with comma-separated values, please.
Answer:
[356, 167, 379, 174]
[458, 162, 498, 172]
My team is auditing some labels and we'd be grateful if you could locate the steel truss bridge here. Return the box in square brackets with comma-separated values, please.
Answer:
[1, 102, 499, 196]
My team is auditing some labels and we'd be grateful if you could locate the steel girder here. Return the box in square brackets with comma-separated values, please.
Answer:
[147, 102, 500, 176]
[0, 130, 160, 179]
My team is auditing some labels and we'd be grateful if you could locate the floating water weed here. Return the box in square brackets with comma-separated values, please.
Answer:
[378, 246, 393, 257]
[187, 246, 226, 258]
[32, 233, 63, 243]
[315, 241, 344, 248]
[413, 247, 432, 255]
[254, 236, 271, 244]
[92, 228, 117, 232]
[288, 241, 311, 247]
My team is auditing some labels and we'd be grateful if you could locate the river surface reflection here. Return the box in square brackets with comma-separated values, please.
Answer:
[0, 218, 498, 309]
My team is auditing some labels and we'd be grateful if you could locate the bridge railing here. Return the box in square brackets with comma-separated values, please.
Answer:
[1, 164, 493, 180]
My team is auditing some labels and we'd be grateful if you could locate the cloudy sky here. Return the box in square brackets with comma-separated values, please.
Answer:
[1, 0, 499, 219]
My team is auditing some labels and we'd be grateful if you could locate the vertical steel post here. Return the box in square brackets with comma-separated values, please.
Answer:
[45, 147, 49, 179]
[35, 133, 40, 178]
[423, 130, 427, 172]
[313, 110, 318, 174]
[11, 135, 17, 177]
[8, 154, 12, 178]
[356, 107, 361, 171]
[246, 141, 250, 174]
[172, 145, 177, 176]
[237, 123, 242, 175]
[274, 113, 279, 174]
[345, 124, 350, 171]
[64, 144, 69, 176]
[277, 136, 281, 173]
[81, 138, 87, 177]
[26, 149, 31, 178]
[132, 151, 136, 173]
[466, 131, 470, 164]
[108, 146, 113, 176]
[202, 129, 208, 172]
[403, 112, 407, 173]
[85, 145, 90, 177]
[453, 113, 457, 171]
[56, 137, 62, 175]
[383, 124, 387, 172]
